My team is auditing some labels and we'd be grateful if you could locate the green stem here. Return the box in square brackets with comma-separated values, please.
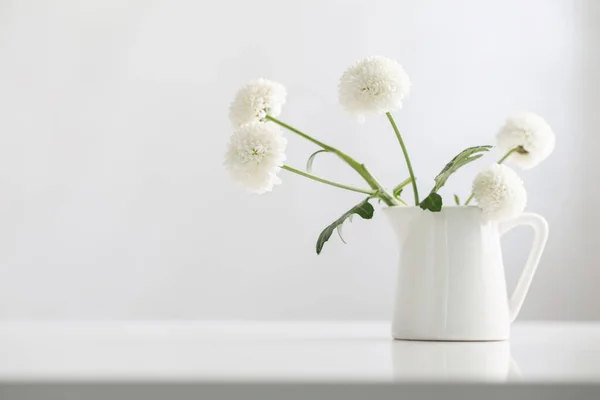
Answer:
[266, 115, 398, 206]
[281, 165, 376, 195]
[360, 164, 398, 206]
[465, 147, 519, 205]
[464, 193, 475, 205]
[392, 177, 413, 194]
[497, 146, 519, 164]
[266, 116, 333, 151]
[386, 112, 419, 205]
[388, 177, 412, 206]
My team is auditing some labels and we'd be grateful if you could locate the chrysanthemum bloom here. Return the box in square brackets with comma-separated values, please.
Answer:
[472, 164, 527, 221]
[496, 112, 555, 169]
[229, 79, 287, 127]
[224, 122, 287, 194]
[338, 56, 411, 122]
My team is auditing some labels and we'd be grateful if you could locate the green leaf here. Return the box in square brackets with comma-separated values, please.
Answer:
[432, 145, 493, 193]
[419, 192, 443, 212]
[419, 146, 491, 213]
[306, 149, 329, 173]
[453, 194, 460, 205]
[316, 198, 374, 255]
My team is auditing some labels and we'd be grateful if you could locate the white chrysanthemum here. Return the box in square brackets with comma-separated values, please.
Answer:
[224, 122, 287, 194]
[338, 56, 411, 121]
[496, 112, 555, 169]
[229, 79, 287, 127]
[472, 164, 527, 221]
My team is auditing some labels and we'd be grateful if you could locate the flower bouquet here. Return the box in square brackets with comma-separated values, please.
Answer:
[225, 56, 555, 255]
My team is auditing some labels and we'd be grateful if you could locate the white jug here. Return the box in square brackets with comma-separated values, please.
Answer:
[384, 206, 548, 341]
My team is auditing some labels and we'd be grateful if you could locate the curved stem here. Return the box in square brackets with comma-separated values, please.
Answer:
[266, 116, 332, 151]
[360, 164, 397, 206]
[392, 177, 413, 194]
[281, 165, 376, 195]
[266, 115, 398, 206]
[465, 147, 519, 205]
[498, 146, 519, 164]
[386, 112, 419, 205]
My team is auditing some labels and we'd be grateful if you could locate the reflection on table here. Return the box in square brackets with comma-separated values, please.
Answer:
[390, 340, 520, 382]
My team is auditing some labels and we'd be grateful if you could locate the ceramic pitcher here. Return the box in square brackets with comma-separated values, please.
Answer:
[384, 206, 548, 341]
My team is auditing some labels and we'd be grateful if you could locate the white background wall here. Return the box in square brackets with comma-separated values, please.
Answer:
[0, 0, 597, 320]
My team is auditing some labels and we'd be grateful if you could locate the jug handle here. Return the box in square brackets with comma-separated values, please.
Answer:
[499, 213, 549, 322]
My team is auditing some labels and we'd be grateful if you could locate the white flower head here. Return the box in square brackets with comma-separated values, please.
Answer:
[229, 78, 287, 127]
[339, 56, 411, 122]
[472, 164, 527, 221]
[225, 122, 287, 194]
[496, 112, 555, 169]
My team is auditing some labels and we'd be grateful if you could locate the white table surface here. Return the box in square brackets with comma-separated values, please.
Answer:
[0, 321, 598, 383]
